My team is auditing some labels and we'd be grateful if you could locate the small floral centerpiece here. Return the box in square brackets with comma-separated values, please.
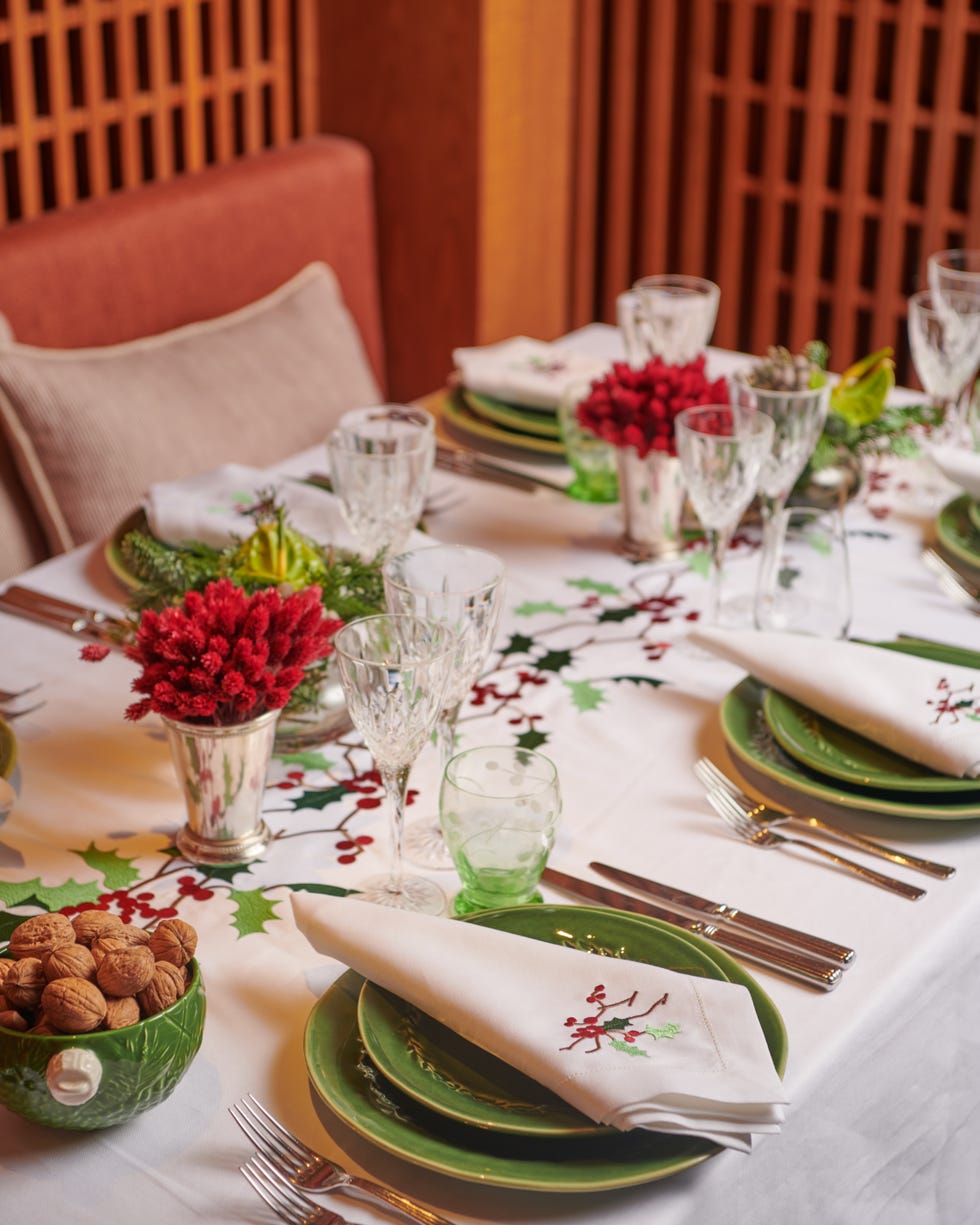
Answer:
[109, 578, 341, 727]
[575, 354, 729, 458]
[575, 355, 729, 560]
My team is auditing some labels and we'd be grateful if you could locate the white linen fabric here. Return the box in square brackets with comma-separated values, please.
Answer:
[929, 445, 980, 499]
[690, 627, 980, 777]
[452, 336, 612, 408]
[292, 893, 787, 1150]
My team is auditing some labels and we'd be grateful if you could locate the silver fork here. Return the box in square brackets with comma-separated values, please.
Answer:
[230, 1096, 456, 1225]
[694, 757, 955, 879]
[921, 547, 980, 610]
[0, 700, 45, 720]
[0, 681, 41, 703]
[242, 1153, 354, 1225]
[705, 787, 926, 900]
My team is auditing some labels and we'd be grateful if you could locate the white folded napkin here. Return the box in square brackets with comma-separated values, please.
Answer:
[145, 463, 357, 551]
[452, 336, 611, 409]
[292, 893, 787, 1151]
[929, 446, 980, 499]
[690, 627, 980, 777]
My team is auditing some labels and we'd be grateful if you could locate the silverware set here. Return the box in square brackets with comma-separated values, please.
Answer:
[231, 1095, 456, 1225]
[694, 757, 956, 902]
[0, 585, 128, 647]
[921, 545, 980, 611]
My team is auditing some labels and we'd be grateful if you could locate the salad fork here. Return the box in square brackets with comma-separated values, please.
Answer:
[230, 1095, 456, 1225]
[693, 757, 955, 879]
[705, 788, 926, 900]
[241, 1153, 353, 1225]
[921, 547, 980, 610]
[0, 681, 41, 703]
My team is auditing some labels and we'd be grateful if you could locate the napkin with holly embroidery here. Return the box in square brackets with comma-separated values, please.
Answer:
[453, 336, 611, 408]
[929, 445, 980, 499]
[291, 893, 786, 1151]
[690, 627, 980, 777]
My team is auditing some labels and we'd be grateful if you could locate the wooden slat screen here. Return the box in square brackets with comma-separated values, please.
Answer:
[581, 0, 980, 385]
[0, 0, 317, 226]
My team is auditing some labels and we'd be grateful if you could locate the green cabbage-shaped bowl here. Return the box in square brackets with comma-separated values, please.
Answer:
[0, 960, 205, 1129]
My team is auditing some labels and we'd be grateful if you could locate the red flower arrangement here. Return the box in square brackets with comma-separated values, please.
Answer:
[575, 354, 729, 459]
[83, 579, 342, 727]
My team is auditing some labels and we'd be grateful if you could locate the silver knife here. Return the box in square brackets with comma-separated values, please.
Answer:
[434, 447, 569, 495]
[0, 585, 127, 647]
[541, 868, 843, 991]
[590, 862, 855, 967]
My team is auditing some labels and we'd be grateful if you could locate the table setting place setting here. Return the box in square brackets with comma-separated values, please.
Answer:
[1, 256, 980, 1225]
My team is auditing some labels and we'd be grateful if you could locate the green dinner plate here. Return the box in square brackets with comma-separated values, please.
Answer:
[966, 498, 980, 536]
[0, 716, 16, 779]
[441, 390, 568, 458]
[461, 389, 562, 440]
[303, 905, 787, 1192]
[936, 495, 980, 572]
[104, 508, 149, 591]
[356, 907, 728, 1139]
[722, 676, 980, 820]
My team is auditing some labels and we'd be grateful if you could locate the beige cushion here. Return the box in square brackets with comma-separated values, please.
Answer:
[0, 262, 381, 553]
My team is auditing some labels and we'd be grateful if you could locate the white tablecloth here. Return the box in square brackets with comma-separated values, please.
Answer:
[2, 331, 980, 1224]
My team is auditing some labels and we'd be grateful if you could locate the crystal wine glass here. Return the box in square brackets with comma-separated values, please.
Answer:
[326, 405, 435, 559]
[617, 274, 721, 367]
[383, 545, 506, 868]
[907, 289, 980, 446]
[674, 404, 774, 628]
[332, 613, 456, 914]
[926, 251, 980, 442]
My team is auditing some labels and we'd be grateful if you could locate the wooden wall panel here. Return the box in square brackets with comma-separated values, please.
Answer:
[0, 0, 316, 226]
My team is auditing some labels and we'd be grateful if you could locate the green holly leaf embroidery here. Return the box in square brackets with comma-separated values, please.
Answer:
[598, 606, 639, 623]
[687, 550, 711, 577]
[777, 565, 801, 591]
[287, 882, 357, 897]
[611, 675, 667, 689]
[515, 600, 566, 617]
[71, 843, 141, 891]
[564, 678, 607, 712]
[609, 1039, 649, 1056]
[199, 862, 255, 884]
[535, 648, 574, 673]
[275, 750, 336, 771]
[516, 729, 549, 751]
[230, 888, 281, 937]
[0, 877, 102, 911]
[500, 632, 535, 656]
[566, 577, 621, 596]
[291, 784, 350, 810]
[646, 1021, 681, 1040]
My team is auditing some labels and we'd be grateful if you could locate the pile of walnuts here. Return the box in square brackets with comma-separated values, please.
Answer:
[0, 912, 198, 1036]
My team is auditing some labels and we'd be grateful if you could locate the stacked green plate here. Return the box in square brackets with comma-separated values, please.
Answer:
[303, 904, 787, 1192]
[441, 387, 567, 458]
[720, 639, 980, 820]
[0, 715, 16, 779]
[937, 495, 980, 576]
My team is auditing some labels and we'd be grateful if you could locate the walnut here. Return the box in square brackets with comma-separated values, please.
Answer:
[0, 1008, 29, 1031]
[137, 961, 184, 1017]
[0, 958, 13, 986]
[97, 946, 156, 997]
[115, 924, 152, 947]
[103, 996, 140, 1030]
[43, 943, 97, 983]
[28, 1016, 56, 1035]
[3, 957, 46, 1010]
[90, 936, 132, 966]
[149, 919, 198, 968]
[41, 978, 107, 1034]
[8, 913, 75, 960]
[71, 911, 124, 946]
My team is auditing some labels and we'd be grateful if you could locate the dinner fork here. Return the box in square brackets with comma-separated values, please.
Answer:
[921, 547, 980, 611]
[0, 681, 41, 703]
[230, 1096, 456, 1225]
[0, 699, 45, 720]
[705, 788, 926, 900]
[694, 757, 955, 879]
[241, 1153, 354, 1225]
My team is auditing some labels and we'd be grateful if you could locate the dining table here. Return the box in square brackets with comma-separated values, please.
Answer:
[2, 326, 980, 1225]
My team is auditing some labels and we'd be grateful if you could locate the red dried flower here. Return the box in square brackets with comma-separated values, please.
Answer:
[121, 578, 342, 727]
[575, 355, 729, 459]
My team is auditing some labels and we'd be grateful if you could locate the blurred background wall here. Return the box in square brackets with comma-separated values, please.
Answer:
[1, 0, 978, 398]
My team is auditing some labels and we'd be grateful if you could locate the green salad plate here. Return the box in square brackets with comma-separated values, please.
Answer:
[355, 907, 727, 1139]
[0, 716, 16, 779]
[303, 905, 786, 1192]
[936, 495, 980, 572]
[441, 390, 567, 458]
[461, 389, 562, 440]
[721, 638, 980, 820]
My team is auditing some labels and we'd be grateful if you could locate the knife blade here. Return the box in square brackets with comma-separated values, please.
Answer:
[0, 585, 126, 647]
[541, 868, 843, 991]
[589, 862, 855, 967]
[434, 447, 569, 496]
